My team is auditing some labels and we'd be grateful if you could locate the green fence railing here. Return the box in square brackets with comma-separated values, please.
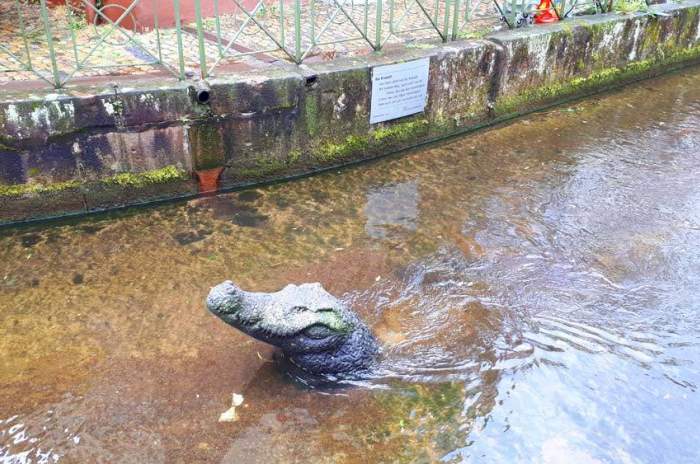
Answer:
[0, 0, 645, 88]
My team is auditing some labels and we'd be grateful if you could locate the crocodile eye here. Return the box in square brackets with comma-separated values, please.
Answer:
[303, 324, 333, 340]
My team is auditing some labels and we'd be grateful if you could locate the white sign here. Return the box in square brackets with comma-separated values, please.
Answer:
[369, 58, 430, 124]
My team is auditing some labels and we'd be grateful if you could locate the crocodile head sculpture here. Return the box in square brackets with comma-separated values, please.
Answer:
[207, 280, 379, 379]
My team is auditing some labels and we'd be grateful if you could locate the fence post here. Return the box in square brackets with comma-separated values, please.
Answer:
[154, 0, 163, 63]
[389, 0, 395, 36]
[294, 0, 302, 62]
[173, 0, 187, 80]
[375, 0, 383, 50]
[15, 0, 33, 72]
[442, 0, 452, 42]
[280, 0, 286, 49]
[38, 0, 62, 87]
[451, 0, 461, 40]
[310, 0, 317, 47]
[194, 0, 208, 78]
[214, 0, 224, 57]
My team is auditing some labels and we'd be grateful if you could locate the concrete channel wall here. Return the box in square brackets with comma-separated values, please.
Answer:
[1, 1, 699, 225]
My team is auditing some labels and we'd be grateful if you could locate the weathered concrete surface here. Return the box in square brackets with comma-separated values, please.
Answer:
[1, 0, 699, 225]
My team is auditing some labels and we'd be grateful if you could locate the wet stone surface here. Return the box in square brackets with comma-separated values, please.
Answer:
[1, 68, 699, 463]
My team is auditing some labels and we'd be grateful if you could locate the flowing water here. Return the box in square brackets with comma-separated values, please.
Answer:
[1, 68, 700, 464]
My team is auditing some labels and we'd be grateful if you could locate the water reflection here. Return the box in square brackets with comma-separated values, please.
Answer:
[365, 181, 420, 239]
[1, 68, 700, 463]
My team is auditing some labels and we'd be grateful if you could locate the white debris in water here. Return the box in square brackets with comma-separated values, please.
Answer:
[218, 393, 245, 422]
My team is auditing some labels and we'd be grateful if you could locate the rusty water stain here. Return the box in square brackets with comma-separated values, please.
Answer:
[195, 166, 224, 193]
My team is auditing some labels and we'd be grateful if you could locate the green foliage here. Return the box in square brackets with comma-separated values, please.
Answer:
[613, 0, 649, 14]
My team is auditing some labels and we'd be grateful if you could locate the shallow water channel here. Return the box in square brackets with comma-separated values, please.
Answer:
[2, 68, 700, 463]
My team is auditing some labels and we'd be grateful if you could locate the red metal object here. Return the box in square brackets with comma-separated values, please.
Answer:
[97, 0, 267, 32]
[195, 167, 224, 194]
[45, 0, 106, 28]
[46, 0, 297, 34]
[534, 0, 558, 23]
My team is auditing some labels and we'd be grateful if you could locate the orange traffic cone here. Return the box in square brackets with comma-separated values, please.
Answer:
[534, 0, 558, 23]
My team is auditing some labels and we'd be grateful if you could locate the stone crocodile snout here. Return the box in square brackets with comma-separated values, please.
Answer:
[207, 280, 243, 315]
[206, 280, 379, 379]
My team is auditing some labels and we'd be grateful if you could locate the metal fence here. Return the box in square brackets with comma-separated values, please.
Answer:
[0, 0, 633, 88]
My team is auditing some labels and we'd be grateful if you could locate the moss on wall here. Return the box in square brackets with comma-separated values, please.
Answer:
[0, 165, 189, 198]
[312, 118, 430, 165]
[495, 42, 700, 115]
[188, 124, 226, 171]
[2, 3, 700, 224]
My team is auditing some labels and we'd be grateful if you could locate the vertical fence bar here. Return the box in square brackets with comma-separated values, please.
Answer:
[310, 0, 316, 47]
[174, 0, 187, 79]
[451, 0, 461, 40]
[194, 0, 209, 77]
[39, 0, 61, 87]
[508, 0, 515, 28]
[388, 0, 394, 36]
[280, 0, 286, 50]
[442, 0, 451, 41]
[363, 0, 369, 38]
[154, 0, 163, 63]
[433, 0, 439, 24]
[294, 0, 302, 62]
[214, 0, 224, 57]
[15, 0, 33, 71]
[375, 0, 383, 50]
[66, 6, 81, 67]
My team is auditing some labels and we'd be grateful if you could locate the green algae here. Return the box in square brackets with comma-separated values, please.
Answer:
[0, 166, 189, 198]
[360, 382, 468, 463]
[372, 119, 430, 145]
[313, 118, 430, 164]
[236, 157, 295, 179]
[304, 96, 320, 137]
[0, 179, 82, 198]
[188, 124, 226, 170]
[104, 165, 189, 188]
[315, 134, 371, 163]
[494, 42, 700, 115]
